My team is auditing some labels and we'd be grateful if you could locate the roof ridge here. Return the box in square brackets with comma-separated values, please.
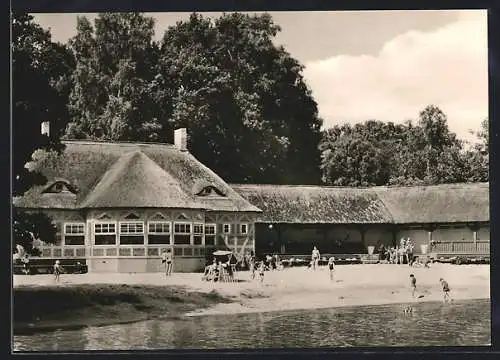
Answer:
[62, 139, 177, 148]
[231, 182, 489, 190]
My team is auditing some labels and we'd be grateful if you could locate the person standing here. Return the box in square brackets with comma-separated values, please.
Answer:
[407, 238, 414, 266]
[161, 249, 173, 276]
[440, 278, 452, 303]
[311, 246, 320, 270]
[409, 274, 417, 298]
[53, 260, 63, 282]
[328, 257, 336, 281]
[249, 251, 256, 280]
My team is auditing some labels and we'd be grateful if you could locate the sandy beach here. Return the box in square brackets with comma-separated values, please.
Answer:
[14, 263, 490, 319]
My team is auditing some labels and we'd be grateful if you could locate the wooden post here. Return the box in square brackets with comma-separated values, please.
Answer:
[277, 224, 282, 254]
[360, 226, 366, 250]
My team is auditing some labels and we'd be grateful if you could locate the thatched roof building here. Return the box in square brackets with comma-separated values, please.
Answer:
[14, 140, 489, 226]
[14, 141, 261, 213]
[231, 182, 489, 225]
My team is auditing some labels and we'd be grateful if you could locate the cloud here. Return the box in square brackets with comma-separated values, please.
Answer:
[303, 11, 488, 143]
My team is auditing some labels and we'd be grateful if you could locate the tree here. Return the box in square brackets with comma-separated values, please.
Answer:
[155, 12, 323, 184]
[11, 12, 73, 252]
[319, 106, 480, 187]
[66, 12, 323, 184]
[65, 13, 160, 141]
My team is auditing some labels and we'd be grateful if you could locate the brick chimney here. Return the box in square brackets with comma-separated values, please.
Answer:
[174, 128, 188, 151]
[41, 121, 50, 136]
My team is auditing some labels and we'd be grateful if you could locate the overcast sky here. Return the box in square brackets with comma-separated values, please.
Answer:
[33, 10, 488, 143]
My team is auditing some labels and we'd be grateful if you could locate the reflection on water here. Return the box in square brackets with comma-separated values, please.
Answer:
[14, 299, 491, 351]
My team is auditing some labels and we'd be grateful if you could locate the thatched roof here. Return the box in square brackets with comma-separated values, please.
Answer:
[231, 184, 393, 224]
[231, 183, 489, 224]
[373, 182, 489, 224]
[14, 141, 261, 212]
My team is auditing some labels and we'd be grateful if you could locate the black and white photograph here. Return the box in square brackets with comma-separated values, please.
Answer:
[11, 8, 491, 351]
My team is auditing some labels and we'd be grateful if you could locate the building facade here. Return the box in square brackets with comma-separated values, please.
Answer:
[15, 129, 262, 272]
[14, 129, 490, 272]
[233, 183, 490, 258]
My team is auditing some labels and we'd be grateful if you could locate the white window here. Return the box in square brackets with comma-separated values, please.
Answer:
[174, 222, 191, 245]
[148, 221, 171, 245]
[240, 223, 248, 235]
[223, 223, 231, 234]
[63, 223, 85, 246]
[94, 222, 117, 245]
[119, 221, 145, 245]
[193, 223, 204, 245]
[205, 224, 216, 246]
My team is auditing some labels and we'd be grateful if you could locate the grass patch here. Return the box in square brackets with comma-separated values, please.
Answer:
[13, 284, 231, 334]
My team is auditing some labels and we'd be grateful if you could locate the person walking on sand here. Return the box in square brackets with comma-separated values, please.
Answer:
[311, 246, 320, 270]
[53, 260, 63, 282]
[258, 261, 265, 283]
[440, 278, 452, 303]
[249, 251, 256, 280]
[161, 249, 173, 276]
[409, 274, 417, 298]
[328, 257, 336, 281]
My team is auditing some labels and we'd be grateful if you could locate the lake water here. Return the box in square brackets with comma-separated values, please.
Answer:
[13, 299, 490, 351]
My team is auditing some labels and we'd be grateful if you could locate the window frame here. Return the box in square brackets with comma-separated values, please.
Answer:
[93, 221, 117, 246]
[205, 223, 217, 246]
[240, 223, 248, 235]
[173, 221, 192, 245]
[63, 222, 85, 246]
[119, 221, 145, 245]
[147, 221, 172, 245]
[193, 223, 204, 245]
[222, 223, 231, 234]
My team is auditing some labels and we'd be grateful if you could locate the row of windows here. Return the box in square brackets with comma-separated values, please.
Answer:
[64, 234, 219, 246]
[64, 222, 248, 235]
[62, 222, 247, 246]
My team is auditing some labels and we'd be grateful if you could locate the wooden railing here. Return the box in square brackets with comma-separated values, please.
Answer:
[431, 241, 489, 254]
[32, 245, 207, 258]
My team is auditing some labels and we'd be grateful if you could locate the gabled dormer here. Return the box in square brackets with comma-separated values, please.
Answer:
[42, 179, 78, 195]
[196, 185, 226, 197]
[192, 179, 226, 197]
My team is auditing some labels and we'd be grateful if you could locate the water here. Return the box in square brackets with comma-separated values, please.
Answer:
[13, 299, 490, 351]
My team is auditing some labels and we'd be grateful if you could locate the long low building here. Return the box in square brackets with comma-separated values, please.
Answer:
[14, 129, 490, 272]
[232, 183, 490, 257]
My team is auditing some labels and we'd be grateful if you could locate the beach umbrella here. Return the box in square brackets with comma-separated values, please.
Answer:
[213, 250, 233, 256]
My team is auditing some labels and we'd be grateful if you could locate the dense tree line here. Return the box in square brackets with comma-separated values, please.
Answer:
[11, 12, 489, 251]
[64, 12, 322, 184]
[319, 106, 488, 187]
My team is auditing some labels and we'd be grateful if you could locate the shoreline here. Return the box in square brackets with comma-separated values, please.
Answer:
[13, 264, 490, 335]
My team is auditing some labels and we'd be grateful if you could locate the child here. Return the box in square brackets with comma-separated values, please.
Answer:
[409, 274, 416, 298]
[328, 257, 336, 281]
[54, 260, 63, 282]
[258, 261, 265, 283]
[440, 278, 451, 303]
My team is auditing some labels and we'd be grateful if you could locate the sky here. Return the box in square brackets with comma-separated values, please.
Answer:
[32, 10, 488, 143]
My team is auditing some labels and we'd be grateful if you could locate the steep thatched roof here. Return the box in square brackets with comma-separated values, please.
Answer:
[373, 182, 489, 224]
[80, 151, 203, 209]
[231, 184, 393, 224]
[231, 183, 490, 224]
[14, 141, 261, 212]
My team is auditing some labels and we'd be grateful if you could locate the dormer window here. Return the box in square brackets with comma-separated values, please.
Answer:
[42, 180, 78, 194]
[196, 185, 225, 197]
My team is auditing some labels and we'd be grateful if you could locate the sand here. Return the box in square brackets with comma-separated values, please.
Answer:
[13, 263, 490, 317]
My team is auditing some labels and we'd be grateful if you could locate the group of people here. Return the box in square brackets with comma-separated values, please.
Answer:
[409, 274, 452, 303]
[202, 258, 236, 282]
[381, 237, 415, 265]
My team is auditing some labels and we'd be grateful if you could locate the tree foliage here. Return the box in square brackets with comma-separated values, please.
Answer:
[65, 12, 323, 184]
[11, 12, 74, 251]
[320, 105, 489, 186]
